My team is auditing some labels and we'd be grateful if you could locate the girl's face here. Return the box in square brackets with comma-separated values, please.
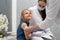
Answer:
[23, 10, 32, 21]
[38, 1, 46, 8]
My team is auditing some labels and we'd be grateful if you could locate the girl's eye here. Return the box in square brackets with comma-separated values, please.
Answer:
[25, 13, 28, 14]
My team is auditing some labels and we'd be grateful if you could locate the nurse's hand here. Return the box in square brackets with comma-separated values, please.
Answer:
[24, 25, 40, 33]
[24, 26, 33, 33]
[50, 35, 56, 40]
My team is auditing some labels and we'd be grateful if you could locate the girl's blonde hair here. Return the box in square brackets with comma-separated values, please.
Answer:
[21, 9, 31, 20]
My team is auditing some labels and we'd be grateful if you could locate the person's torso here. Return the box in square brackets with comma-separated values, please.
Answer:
[17, 20, 29, 40]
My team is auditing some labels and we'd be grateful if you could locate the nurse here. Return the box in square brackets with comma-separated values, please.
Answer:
[24, 0, 59, 40]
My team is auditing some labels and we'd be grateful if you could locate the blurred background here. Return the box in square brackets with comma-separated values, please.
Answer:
[0, 0, 12, 32]
[17, 0, 60, 40]
[0, 0, 14, 40]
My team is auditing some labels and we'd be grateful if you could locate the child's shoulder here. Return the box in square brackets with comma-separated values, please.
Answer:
[21, 23, 27, 29]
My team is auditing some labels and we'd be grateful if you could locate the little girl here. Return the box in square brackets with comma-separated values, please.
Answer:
[17, 9, 32, 40]
[17, 9, 56, 40]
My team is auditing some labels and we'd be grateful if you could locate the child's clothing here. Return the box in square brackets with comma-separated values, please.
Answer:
[17, 19, 29, 40]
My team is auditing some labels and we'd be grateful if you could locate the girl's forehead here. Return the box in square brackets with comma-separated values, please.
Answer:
[24, 10, 30, 13]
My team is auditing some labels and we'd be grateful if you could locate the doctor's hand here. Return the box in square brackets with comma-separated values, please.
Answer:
[24, 25, 40, 33]
[50, 35, 56, 40]
[24, 26, 33, 33]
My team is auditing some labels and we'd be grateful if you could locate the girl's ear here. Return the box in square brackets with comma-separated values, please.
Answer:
[21, 15, 24, 20]
[21, 16, 23, 19]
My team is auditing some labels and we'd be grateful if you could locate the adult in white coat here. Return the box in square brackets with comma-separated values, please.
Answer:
[24, 0, 59, 40]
